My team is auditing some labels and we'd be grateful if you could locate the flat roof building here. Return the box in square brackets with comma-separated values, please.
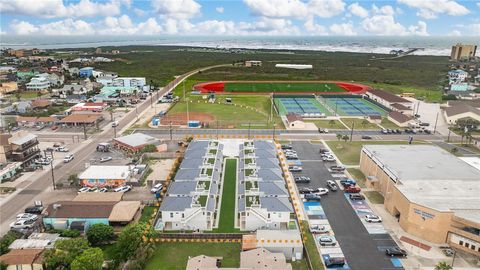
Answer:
[78, 165, 131, 187]
[451, 43, 477, 60]
[112, 133, 159, 153]
[360, 145, 480, 255]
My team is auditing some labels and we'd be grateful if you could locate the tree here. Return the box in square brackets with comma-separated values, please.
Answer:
[68, 174, 80, 186]
[0, 231, 22, 255]
[36, 91, 42, 99]
[87, 224, 114, 246]
[106, 107, 114, 122]
[141, 144, 157, 153]
[125, 243, 156, 270]
[14, 92, 21, 101]
[329, 120, 335, 127]
[71, 247, 104, 270]
[44, 238, 90, 269]
[450, 147, 459, 155]
[60, 229, 81, 238]
[342, 135, 349, 142]
[336, 134, 342, 141]
[435, 262, 452, 270]
[116, 223, 146, 261]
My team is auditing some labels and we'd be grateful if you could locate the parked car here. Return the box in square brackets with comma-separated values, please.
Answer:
[365, 214, 382, 223]
[55, 146, 68, 152]
[35, 158, 52, 165]
[304, 194, 321, 201]
[24, 206, 43, 215]
[286, 155, 299, 160]
[318, 128, 329, 133]
[314, 188, 329, 196]
[419, 122, 430, 126]
[330, 165, 345, 171]
[319, 149, 330, 154]
[349, 194, 365, 200]
[324, 257, 345, 267]
[361, 135, 372, 140]
[442, 248, 455, 257]
[340, 179, 356, 187]
[310, 225, 329, 234]
[78, 187, 90, 193]
[322, 156, 335, 162]
[385, 247, 407, 257]
[294, 176, 311, 183]
[114, 185, 132, 193]
[299, 188, 314, 194]
[16, 213, 38, 221]
[319, 236, 337, 246]
[10, 219, 35, 230]
[98, 188, 108, 193]
[281, 144, 293, 150]
[99, 156, 112, 163]
[381, 129, 388, 134]
[344, 186, 361, 193]
[289, 166, 302, 172]
[111, 121, 119, 127]
[424, 129, 432, 134]
[326, 180, 338, 191]
[151, 183, 164, 193]
[63, 154, 74, 163]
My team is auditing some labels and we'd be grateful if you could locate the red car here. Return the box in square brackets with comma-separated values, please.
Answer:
[344, 186, 361, 193]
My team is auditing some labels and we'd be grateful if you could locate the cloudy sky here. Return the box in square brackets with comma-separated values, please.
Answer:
[0, 0, 479, 36]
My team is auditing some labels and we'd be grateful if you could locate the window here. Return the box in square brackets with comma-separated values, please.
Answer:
[170, 213, 173, 218]
[182, 213, 184, 218]
[465, 243, 469, 248]
[459, 240, 464, 246]
[471, 245, 475, 250]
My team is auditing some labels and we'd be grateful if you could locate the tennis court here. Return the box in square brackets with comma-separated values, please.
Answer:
[275, 97, 332, 117]
[323, 96, 387, 117]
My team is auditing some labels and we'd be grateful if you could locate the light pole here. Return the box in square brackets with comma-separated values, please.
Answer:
[169, 121, 173, 141]
[350, 122, 354, 142]
[433, 112, 439, 134]
[272, 121, 276, 140]
[248, 123, 251, 140]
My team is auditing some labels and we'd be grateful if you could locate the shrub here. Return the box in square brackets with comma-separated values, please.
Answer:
[86, 224, 114, 246]
[60, 229, 81, 238]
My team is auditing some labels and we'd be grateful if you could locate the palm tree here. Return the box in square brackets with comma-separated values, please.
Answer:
[336, 134, 342, 141]
[106, 107, 114, 122]
[342, 135, 349, 142]
[435, 262, 452, 270]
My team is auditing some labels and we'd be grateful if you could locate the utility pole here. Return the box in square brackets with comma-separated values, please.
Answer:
[216, 120, 219, 140]
[135, 105, 139, 121]
[447, 129, 451, 142]
[150, 92, 153, 108]
[113, 125, 117, 138]
[350, 122, 354, 142]
[83, 124, 87, 140]
[416, 101, 420, 115]
[50, 155, 56, 190]
[272, 121, 276, 140]
[169, 121, 173, 141]
[248, 123, 251, 140]
[184, 80, 189, 124]
[433, 112, 439, 134]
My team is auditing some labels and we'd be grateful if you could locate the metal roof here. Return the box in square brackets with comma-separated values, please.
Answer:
[79, 165, 131, 180]
[260, 197, 293, 212]
[159, 196, 192, 211]
[168, 181, 197, 195]
[258, 182, 288, 195]
[114, 133, 157, 148]
[257, 169, 284, 181]
[256, 158, 280, 169]
[9, 133, 37, 145]
[174, 169, 202, 181]
[180, 158, 204, 169]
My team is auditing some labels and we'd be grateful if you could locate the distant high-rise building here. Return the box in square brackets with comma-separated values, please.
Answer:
[450, 43, 477, 60]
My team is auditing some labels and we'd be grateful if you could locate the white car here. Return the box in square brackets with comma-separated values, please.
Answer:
[314, 188, 329, 196]
[99, 156, 112, 163]
[150, 183, 163, 193]
[16, 213, 38, 221]
[10, 219, 35, 230]
[322, 156, 336, 162]
[63, 154, 74, 163]
[289, 166, 303, 172]
[310, 225, 329, 234]
[365, 214, 382, 223]
[35, 158, 52, 165]
[114, 185, 132, 193]
[98, 188, 108, 193]
[78, 187, 90, 193]
[55, 146, 69, 152]
[319, 235, 337, 246]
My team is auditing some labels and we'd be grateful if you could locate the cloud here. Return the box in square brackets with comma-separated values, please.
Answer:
[372, 4, 395, 16]
[133, 8, 147, 17]
[470, 23, 480, 35]
[348, 3, 368, 18]
[408, 21, 429, 36]
[303, 17, 328, 35]
[151, 0, 201, 19]
[329, 22, 356, 35]
[398, 0, 469, 19]
[361, 15, 406, 35]
[216, 7, 224, 13]
[0, 0, 125, 18]
[10, 18, 95, 35]
[449, 30, 461, 36]
[9, 20, 38, 35]
[243, 0, 344, 19]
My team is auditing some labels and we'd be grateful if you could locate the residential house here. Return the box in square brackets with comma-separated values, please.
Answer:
[26, 76, 49, 91]
[112, 133, 159, 153]
[237, 141, 293, 231]
[16, 116, 56, 128]
[79, 67, 94, 78]
[9, 233, 62, 250]
[78, 165, 132, 187]
[251, 230, 303, 260]
[448, 69, 469, 84]
[16, 71, 39, 83]
[159, 140, 223, 231]
[111, 77, 146, 88]
[365, 89, 413, 115]
[5, 101, 32, 114]
[42, 200, 140, 230]
[387, 111, 415, 127]
[0, 66, 17, 74]
[31, 99, 52, 110]
[8, 132, 41, 167]
[52, 84, 87, 97]
[0, 249, 44, 270]
[0, 82, 18, 96]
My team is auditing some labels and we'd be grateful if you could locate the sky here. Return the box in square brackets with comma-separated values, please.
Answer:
[0, 0, 479, 36]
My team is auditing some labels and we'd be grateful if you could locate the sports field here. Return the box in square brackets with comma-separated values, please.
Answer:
[274, 97, 332, 117]
[224, 82, 345, 93]
[323, 96, 387, 117]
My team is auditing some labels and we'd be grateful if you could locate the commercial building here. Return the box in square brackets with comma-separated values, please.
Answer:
[451, 44, 477, 60]
[237, 141, 293, 231]
[78, 165, 132, 187]
[387, 111, 414, 127]
[448, 69, 469, 84]
[58, 113, 102, 127]
[8, 132, 41, 167]
[0, 162, 22, 183]
[159, 140, 223, 231]
[443, 105, 480, 126]
[112, 133, 159, 153]
[365, 89, 413, 115]
[26, 76, 50, 91]
[69, 102, 107, 112]
[360, 145, 480, 255]
[186, 248, 292, 270]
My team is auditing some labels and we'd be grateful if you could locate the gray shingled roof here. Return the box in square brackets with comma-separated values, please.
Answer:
[260, 197, 293, 212]
[180, 158, 204, 169]
[257, 169, 283, 181]
[259, 182, 288, 195]
[256, 158, 279, 169]
[168, 181, 197, 195]
[238, 197, 246, 212]
[175, 169, 202, 181]
[159, 196, 192, 211]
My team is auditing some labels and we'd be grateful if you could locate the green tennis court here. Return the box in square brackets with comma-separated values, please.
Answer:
[224, 82, 345, 93]
[275, 97, 332, 117]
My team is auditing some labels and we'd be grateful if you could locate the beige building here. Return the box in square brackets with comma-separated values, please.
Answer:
[365, 89, 413, 115]
[0, 249, 44, 270]
[245, 60, 262, 67]
[387, 111, 414, 127]
[443, 105, 480, 125]
[359, 145, 480, 255]
[186, 248, 292, 270]
[451, 44, 477, 60]
[0, 82, 18, 96]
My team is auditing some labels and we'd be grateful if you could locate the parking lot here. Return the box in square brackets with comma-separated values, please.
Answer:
[290, 141, 403, 270]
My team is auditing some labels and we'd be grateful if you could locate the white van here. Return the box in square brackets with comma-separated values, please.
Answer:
[112, 121, 119, 127]
[63, 154, 74, 163]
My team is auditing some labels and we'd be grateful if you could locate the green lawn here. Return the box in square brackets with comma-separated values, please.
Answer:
[100, 244, 118, 261]
[224, 82, 345, 93]
[341, 118, 379, 130]
[217, 159, 237, 233]
[380, 118, 400, 129]
[364, 191, 385, 204]
[305, 120, 347, 130]
[360, 82, 443, 103]
[145, 243, 241, 270]
[140, 206, 156, 224]
[347, 168, 366, 188]
[326, 141, 427, 165]
[301, 221, 325, 270]
[10, 91, 45, 99]
[291, 258, 310, 270]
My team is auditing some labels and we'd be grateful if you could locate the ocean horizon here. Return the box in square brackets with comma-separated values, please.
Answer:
[1, 35, 478, 56]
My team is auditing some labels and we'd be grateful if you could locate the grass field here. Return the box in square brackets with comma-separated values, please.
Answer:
[380, 118, 401, 129]
[216, 159, 237, 233]
[305, 120, 347, 129]
[145, 243, 241, 269]
[326, 141, 427, 165]
[301, 220, 325, 270]
[346, 168, 366, 188]
[364, 191, 385, 204]
[224, 82, 345, 93]
[341, 118, 380, 130]
[139, 206, 156, 224]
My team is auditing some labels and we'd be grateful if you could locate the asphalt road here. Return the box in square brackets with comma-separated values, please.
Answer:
[290, 141, 399, 270]
[0, 64, 227, 235]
